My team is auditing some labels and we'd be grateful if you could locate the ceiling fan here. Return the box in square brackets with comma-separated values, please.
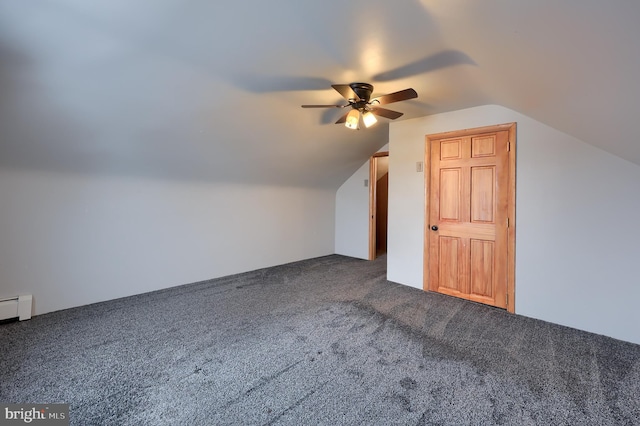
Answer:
[301, 82, 417, 130]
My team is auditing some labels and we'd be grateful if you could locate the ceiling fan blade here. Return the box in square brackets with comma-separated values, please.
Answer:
[332, 84, 360, 102]
[301, 104, 344, 108]
[371, 107, 404, 120]
[335, 111, 350, 124]
[373, 88, 417, 105]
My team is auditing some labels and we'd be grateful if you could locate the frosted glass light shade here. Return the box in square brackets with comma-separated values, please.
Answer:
[345, 109, 360, 129]
[362, 111, 377, 128]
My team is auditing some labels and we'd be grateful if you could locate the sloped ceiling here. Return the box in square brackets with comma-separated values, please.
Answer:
[1, 0, 639, 189]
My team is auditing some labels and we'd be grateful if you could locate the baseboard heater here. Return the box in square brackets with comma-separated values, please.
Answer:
[0, 295, 32, 321]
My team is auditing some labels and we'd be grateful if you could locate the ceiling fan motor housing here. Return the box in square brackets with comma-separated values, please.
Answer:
[350, 82, 374, 105]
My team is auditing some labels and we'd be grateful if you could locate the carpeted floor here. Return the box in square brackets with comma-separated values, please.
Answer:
[1, 255, 639, 425]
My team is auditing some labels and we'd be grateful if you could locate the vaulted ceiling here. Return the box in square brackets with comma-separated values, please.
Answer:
[1, 0, 639, 189]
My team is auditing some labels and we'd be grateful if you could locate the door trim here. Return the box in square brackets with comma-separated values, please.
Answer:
[423, 123, 516, 313]
[369, 151, 389, 260]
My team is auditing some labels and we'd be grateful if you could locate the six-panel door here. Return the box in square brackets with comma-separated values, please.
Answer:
[428, 130, 509, 308]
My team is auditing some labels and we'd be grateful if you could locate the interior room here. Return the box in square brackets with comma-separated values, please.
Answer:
[1, 1, 639, 424]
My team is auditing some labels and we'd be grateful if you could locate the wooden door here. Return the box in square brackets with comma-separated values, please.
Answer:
[426, 126, 514, 310]
[369, 152, 389, 260]
[375, 173, 388, 255]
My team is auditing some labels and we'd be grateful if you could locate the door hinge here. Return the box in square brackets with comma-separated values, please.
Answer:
[506, 293, 509, 306]
[507, 217, 510, 227]
[507, 141, 511, 151]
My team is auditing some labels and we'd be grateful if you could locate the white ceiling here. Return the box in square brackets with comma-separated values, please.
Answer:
[1, 0, 639, 188]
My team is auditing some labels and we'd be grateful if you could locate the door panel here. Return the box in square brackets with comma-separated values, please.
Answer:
[471, 135, 496, 158]
[470, 239, 494, 298]
[439, 169, 462, 221]
[439, 236, 461, 292]
[428, 129, 510, 309]
[471, 166, 495, 223]
[441, 139, 463, 160]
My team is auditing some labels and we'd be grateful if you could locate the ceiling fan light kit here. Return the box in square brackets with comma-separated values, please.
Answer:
[345, 109, 360, 129]
[301, 82, 417, 130]
[362, 111, 377, 128]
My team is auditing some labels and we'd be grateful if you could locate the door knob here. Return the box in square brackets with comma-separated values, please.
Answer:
[431, 225, 438, 231]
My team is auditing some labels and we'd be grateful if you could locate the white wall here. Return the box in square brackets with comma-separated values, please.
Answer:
[0, 170, 335, 315]
[387, 104, 640, 345]
[335, 144, 388, 259]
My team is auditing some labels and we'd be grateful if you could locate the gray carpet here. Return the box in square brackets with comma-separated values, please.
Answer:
[1, 255, 639, 425]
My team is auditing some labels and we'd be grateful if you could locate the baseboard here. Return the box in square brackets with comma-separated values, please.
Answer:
[0, 295, 33, 321]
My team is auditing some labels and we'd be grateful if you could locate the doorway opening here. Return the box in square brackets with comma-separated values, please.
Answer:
[369, 152, 389, 260]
